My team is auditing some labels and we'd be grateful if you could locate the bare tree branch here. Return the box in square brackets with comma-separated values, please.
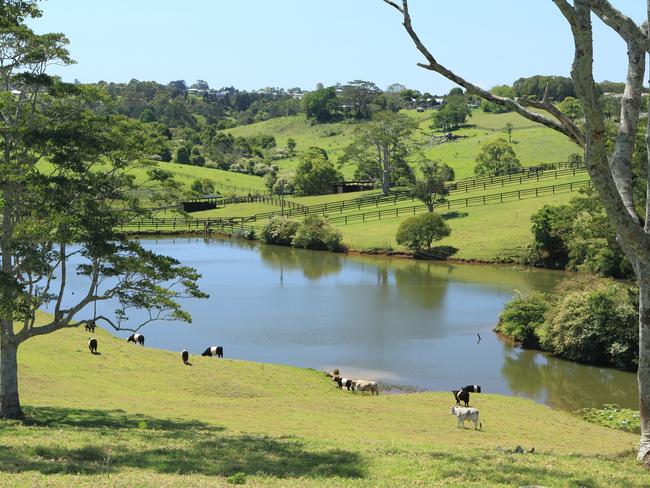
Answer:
[385, 0, 585, 146]
[591, 0, 648, 49]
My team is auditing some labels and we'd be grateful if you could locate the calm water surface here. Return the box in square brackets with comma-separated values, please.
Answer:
[57, 237, 638, 411]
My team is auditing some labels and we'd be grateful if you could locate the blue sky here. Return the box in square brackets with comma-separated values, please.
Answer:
[32, 1, 644, 93]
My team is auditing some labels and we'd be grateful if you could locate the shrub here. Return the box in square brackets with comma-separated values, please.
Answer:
[175, 146, 191, 164]
[496, 292, 550, 348]
[261, 217, 299, 246]
[292, 215, 343, 251]
[395, 213, 451, 252]
[540, 282, 638, 371]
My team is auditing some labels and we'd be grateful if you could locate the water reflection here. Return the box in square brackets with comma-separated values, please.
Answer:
[259, 244, 343, 280]
[501, 341, 638, 410]
[55, 237, 637, 412]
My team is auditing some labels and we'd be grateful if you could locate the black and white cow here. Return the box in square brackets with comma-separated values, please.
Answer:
[181, 349, 190, 365]
[202, 346, 223, 358]
[452, 385, 482, 407]
[88, 337, 98, 354]
[84, 321, 96, 333]
[333, 376, 355, 391]
[127, 333, 145, 346]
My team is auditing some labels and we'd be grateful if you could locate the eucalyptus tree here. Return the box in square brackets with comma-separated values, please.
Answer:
[382, 0, 650, 464]
[0, 2, 206, 419]
[341, 111, 418, 194]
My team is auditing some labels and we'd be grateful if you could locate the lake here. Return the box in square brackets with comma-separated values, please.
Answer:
[53, 236, 638, 412]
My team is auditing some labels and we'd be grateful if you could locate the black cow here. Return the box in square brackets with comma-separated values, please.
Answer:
[84, 321, 96, 333]
[181, 349, 190, 365]
[127, 333, 145, 346]
[202, 346, 223, 358]
[88, 337, 98, 354]
[452, 385, 482, 407]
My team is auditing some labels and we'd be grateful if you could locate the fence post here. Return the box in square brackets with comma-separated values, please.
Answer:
[345, 216, 348, 225]
[518, 190, 521, 199]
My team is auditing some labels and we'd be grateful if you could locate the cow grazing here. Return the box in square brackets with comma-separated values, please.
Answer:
[88, 337, 98, 354]
[452, 385, 482, 407]
[333, 376, 355, 391]
[201, 346, 223, 358]
[181, 349, 190, 365]
[84, 321, 96, 333]
[352, 380, 379, 395]
[451, 405, 482, 430]
[127, 333, 145, 346]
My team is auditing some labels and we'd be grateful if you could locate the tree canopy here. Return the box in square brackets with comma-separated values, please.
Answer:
[474, 138, 521, 177]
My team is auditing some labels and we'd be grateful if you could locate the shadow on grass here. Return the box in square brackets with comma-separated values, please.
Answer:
[441, 210, 468, 220]
[428, 449, 639, 487]
[21, 405, 219, 432]
[414, 246, 459, 260]
[1, 405, 365, 479]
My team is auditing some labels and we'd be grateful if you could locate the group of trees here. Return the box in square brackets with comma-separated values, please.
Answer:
[100, 79, 302, 129]
[302, 81, 441, 124]
[497, 280, 638, 372]
[529, 187, 633, 279]
[431, 94, 471, 131]
[261, 215, 343, 251]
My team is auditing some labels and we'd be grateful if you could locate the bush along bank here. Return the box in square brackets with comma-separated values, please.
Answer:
[496, 277, 638, 372]
[261, 215, 344, 252]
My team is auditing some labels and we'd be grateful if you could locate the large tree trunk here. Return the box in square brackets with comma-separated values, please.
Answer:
[639, 267, 650, 465]
[0, 335, 22, 419]
[381, 143, 390, 195]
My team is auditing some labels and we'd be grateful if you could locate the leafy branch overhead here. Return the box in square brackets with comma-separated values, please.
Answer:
[0, 1, 207, 419]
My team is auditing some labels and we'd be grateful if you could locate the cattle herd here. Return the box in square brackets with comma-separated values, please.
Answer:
[86, 330, 485, 429]
[86, 334, 224, 365]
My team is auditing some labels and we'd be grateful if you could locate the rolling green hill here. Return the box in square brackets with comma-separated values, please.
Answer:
[225, 110, 581, 180]
[1, 316, 647, 487]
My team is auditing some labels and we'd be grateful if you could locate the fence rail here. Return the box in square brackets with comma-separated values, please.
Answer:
[449, 165, 586, 192]
[123, 180, 591, 231]
[325, 179, 592, 225]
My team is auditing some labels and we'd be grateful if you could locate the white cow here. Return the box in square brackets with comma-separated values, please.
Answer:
[352, 380, 379, 395]
[450, 405, 482, 430]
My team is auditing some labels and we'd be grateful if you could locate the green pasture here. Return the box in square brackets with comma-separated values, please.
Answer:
[222, 110, 580, 181]
[1, 317, 646, 487]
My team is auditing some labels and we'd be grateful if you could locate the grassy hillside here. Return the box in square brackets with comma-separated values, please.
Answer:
[337, 192, 576, 260]
[225, 110, 580, 180]
[1, 320, 647, 487]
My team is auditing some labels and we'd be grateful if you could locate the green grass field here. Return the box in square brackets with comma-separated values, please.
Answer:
[1, 317, 647, 487]
[224, 110, 581, 180]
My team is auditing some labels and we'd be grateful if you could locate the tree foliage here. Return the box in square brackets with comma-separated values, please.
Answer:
[395, 213, 451, 252]
[293, 147, 342, 196]
[342, 111, 417, 194]
[410, 160, 454, 212]
[0, 2, 207, 418]
[291, 215, 343, 252]
[431, 95, 470, 131]
[302, 87, 338, 123]
[474, 138, 521, 177]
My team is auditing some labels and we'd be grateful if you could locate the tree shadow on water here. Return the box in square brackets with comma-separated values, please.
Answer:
[1, 406, 365, 479]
